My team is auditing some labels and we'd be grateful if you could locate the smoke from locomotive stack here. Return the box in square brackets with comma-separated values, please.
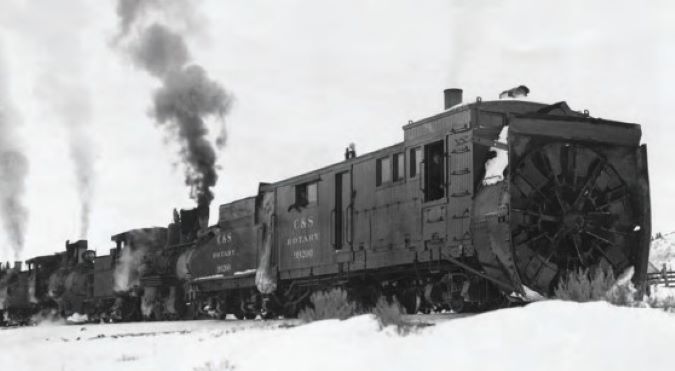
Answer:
[0, 50, 30, 261]
[37, 75, 96, 239]
[113, 0, 232, 208]
[0, 151, 29, 261]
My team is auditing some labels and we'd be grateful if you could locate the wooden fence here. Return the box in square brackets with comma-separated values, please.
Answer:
[646, 271, 675, 287]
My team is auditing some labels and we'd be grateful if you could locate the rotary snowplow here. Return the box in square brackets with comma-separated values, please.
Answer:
[473, 102, 650, 296]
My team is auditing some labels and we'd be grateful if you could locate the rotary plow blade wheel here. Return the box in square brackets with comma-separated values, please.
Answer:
[510, 142, 635, 294]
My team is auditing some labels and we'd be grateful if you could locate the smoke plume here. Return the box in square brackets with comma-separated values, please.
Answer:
[113, 244, 148, 293]
[0, 47, 29, 261]
[38, 76, 95, 239]
[114, 0, 231, 207]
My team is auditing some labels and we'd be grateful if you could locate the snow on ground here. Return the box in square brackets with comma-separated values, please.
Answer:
[1, 301, 674, 371]
[650, 285, 675, 303]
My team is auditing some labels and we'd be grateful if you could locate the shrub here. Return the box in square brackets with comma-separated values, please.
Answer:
[648, 294, 675, 312]
[298, 288, 357, 322]
[554, 267, 615, 302]
[554, 266, 638, 306]
[645, 285, 675, 312]
[372, 296, 406, 328]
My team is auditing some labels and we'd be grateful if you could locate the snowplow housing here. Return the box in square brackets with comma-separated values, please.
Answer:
[473, 104, 650, 295]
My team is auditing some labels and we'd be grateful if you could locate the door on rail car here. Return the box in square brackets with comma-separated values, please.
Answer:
[332, 169, 353, 252]
[420, 139, 448, 245]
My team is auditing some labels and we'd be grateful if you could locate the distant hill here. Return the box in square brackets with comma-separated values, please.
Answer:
[650, 232, 675, 271]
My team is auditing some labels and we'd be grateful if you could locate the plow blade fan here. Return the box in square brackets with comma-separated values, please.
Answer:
[508, 116, 649, 294]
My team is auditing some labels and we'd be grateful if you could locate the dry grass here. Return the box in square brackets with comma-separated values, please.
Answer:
[298, 288, 357, 322]
[194, 360, 236, 371]
[554, 267, 616, 302]
[372, 296, 406, 327]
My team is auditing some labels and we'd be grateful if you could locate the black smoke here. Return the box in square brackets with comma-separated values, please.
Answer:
[114, 1, 231, 208]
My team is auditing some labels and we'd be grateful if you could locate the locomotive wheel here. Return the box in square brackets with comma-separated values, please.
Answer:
[397, 287, 420, 315]
[348, 281, 382, 311]
[261, 309, 277, 320]
[511, 142, 635, 293]
[244, 312, 257, 320]
[449, 295, 465, 314]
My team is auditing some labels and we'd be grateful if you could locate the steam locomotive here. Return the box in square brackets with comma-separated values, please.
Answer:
[0, 88, 652, 324]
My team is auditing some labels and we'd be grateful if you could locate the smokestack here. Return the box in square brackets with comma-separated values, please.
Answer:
[13, 261, 21, 271]
[444, 88, 463, 110]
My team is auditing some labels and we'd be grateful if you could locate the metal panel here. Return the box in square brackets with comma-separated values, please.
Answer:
[189, 198, 257, 279]
[276, 184, 322, 272]
[187, 223, 257, 279]
[510, 116, 641, 146]
[404, 109, 472, 143]
[93, 255, 115, 299]
[447, 127, 473, 244]
[352, 160, 375, 251]
[422, 204, 446, 242]
[635, 144, 652, 292]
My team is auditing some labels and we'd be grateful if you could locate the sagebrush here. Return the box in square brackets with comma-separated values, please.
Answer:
[372, 296, 406, 328]
[554, 266, 637, 305]
[298, 288, 357, 322]
[554, 267, 615, 302]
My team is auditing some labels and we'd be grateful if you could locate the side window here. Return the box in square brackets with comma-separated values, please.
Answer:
[292, 181, 318, 211]
[307, 182, 318, 203]
[393, 152, 404, 181]
[409, 147, 422, 178]
[295, 184, 309, 207]
[376, 157, 391, 186]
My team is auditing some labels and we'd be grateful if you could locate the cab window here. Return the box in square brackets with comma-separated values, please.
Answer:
[376, 157, 391, 186]
[393, 152, 404, 181]
[410, 147, 422, 178]
[295, 182, 318, 206]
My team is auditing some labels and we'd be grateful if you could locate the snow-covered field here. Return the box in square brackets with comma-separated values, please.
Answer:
[1, 301, 674, 371]
[651, 233, 675, 270]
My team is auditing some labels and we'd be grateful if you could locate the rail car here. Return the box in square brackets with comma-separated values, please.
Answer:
[0, 88, 652, 323]
[181, 88, 652, 318]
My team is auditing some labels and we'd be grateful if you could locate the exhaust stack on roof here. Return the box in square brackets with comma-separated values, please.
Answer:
[444, 88, 463, 109]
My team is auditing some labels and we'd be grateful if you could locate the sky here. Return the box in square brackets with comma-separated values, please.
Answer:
[0, 0, 673, 261]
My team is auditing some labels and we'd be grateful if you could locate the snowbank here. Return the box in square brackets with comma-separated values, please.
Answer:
[651, 233, 675, 269]
[1, 301, 674, 371]
[66, 313, 89, 324]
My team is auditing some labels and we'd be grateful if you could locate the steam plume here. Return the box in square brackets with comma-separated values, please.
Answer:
[0, 47, 29, 260]
[114, 1, 230, 207]
[38, 76, 95, 239]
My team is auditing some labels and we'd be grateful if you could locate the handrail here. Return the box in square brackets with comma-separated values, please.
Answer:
[419, 159, 426, 194]
[330, 209, 336, 248]
[346, 204, 353, 244]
